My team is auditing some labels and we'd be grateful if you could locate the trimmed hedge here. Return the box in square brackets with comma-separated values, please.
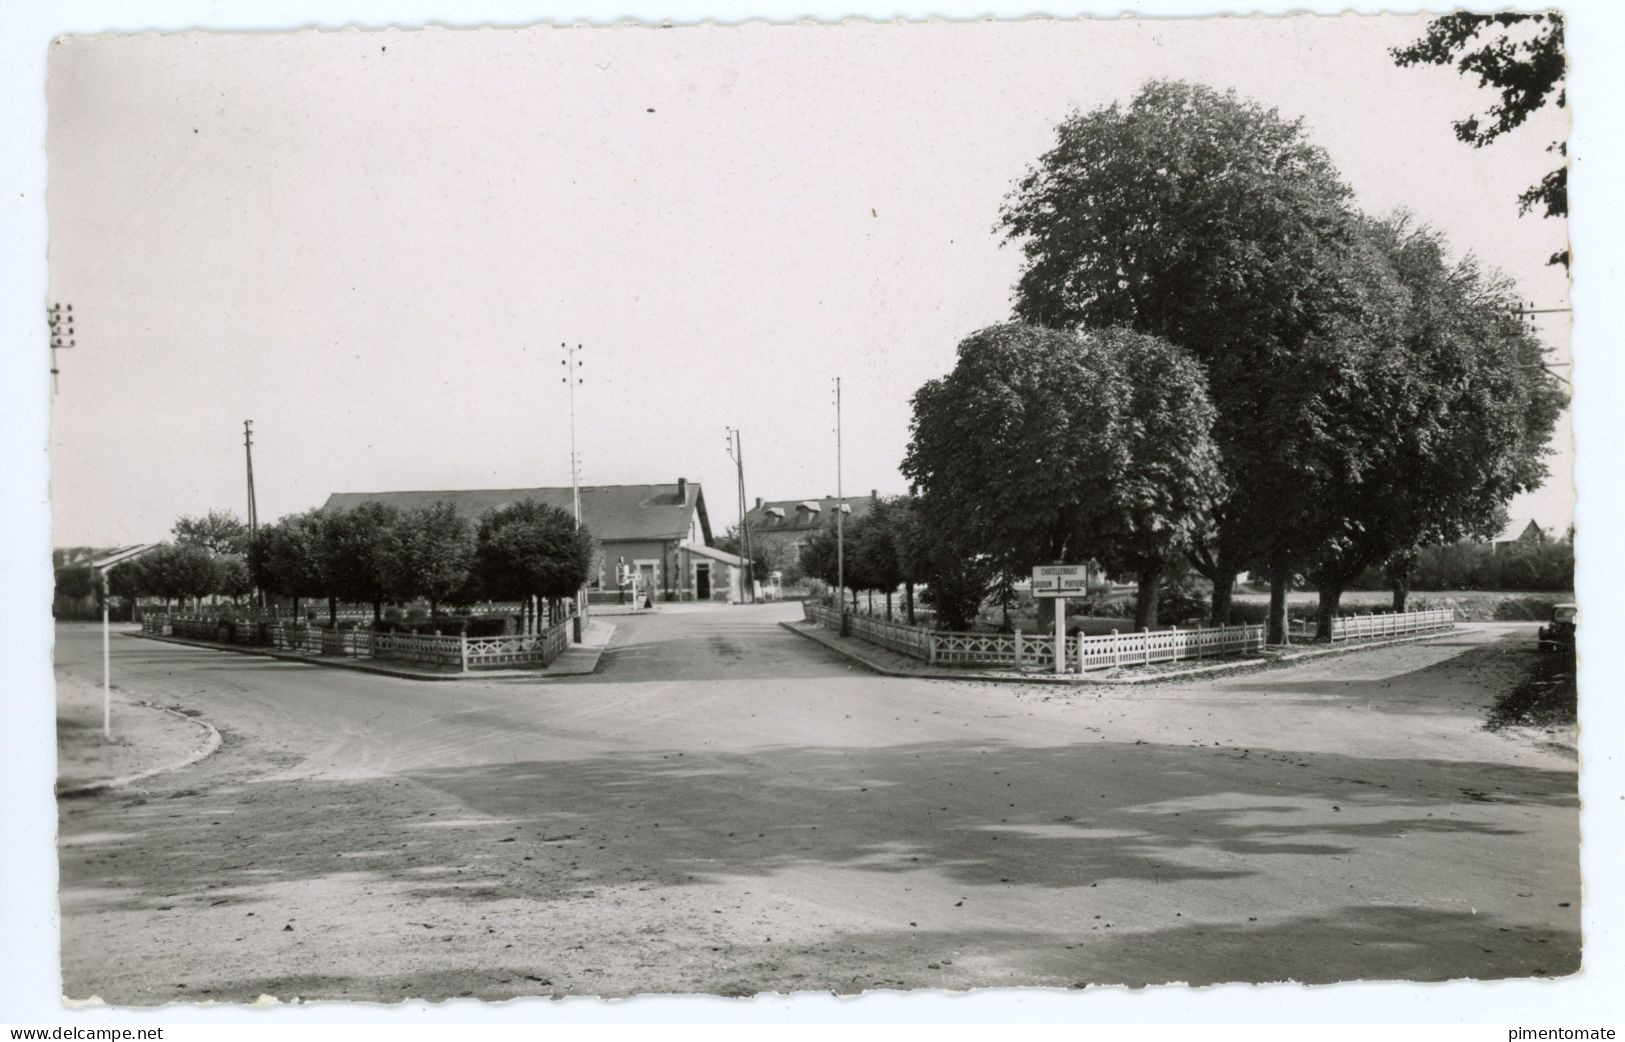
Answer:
[374, 615, 514, 637]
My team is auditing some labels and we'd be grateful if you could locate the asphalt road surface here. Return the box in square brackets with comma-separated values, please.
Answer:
[54, 606, 1579, 1003]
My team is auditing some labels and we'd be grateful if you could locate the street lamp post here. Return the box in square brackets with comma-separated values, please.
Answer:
[835, 377, 848, 637]
[93, 546, 152, 740]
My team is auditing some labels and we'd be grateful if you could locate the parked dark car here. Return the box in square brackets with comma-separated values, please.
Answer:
[1538, 603, 1577, 652]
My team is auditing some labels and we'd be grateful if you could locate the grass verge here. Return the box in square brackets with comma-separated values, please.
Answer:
[1487, 648, 1577, 730]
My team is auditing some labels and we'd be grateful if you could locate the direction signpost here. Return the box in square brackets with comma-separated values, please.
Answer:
[1032, 564, 1088, 674]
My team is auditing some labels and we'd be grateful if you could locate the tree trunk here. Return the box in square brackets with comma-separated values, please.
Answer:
[1134, 562, 1163, 631]
[1208, 567, 1238, 627]
[373, 600, 382, 626]
[905, 582, 915, 625]
[1267, 564, 1290, 645]
[328, 596, 337, 627]
[1390, 573, 1411, 612]
[885, 591, 893, 620]
[1315, 582, 1344, 641]
[429, 597, 438, 617]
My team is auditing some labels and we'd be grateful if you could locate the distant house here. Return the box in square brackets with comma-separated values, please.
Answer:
[743, 493, 878, 574]
[1491, 518, 1545, 553]
[323, 479, 743, 602]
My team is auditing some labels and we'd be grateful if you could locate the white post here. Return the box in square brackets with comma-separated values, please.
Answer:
[101, 572, 111, 740]
[1014, 628, 1023, 667]
[1054, 596, 1066, 675]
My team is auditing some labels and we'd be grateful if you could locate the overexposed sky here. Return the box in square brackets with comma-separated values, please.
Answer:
[46, 16, 1573, 545]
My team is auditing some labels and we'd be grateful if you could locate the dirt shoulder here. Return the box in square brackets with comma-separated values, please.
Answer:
[56, 669, 218, 793]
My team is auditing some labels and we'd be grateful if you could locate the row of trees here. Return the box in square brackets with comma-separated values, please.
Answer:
[104, 501, 595, 626]
[1359, 535, 1574, 595]
[249, 499, 594, 624]
[888, 80, 1563, 641]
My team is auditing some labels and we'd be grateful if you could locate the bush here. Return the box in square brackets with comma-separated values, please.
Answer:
[373, 615, 515, 636]
[1157, 586, 1209, 626]
[1373, 538, 1574, 592]
[1224, 602, 1317, 626]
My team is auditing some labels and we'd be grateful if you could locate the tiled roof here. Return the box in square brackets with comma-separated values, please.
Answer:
[745, 495, 876, 534]
[680, 541, 744, 567]
[323, 483, 707, 543]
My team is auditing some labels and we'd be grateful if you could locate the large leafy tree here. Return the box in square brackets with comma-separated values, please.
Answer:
[1086, 330, 1224, 628]
[387, 501, 476, 615]
[214, 555, 254, 604]
[902, 323, 1220, 631]
[796, 515, 867, 611]
[475, 500, 595, 623]
[249, 511, 326, 617]
[152, 542, 219, 610]
[54, 564, 96, 603]
[1305, 215, 1566, 628]
[880, 495, 925, 624]
[172, 510, 249, 556]
[318, 502, 402, 624]
[852, 497, 907, 619]
[999, 80, 1379, 639]
[1392, 13, 1567, 267]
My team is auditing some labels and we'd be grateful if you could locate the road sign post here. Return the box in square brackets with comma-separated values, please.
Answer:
[1033, 565, 1088, 676]
[1054, 595, 1065, 675]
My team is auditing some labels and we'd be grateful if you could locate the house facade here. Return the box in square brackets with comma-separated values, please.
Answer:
[323, 479, 743, 603]
[742, 493, 878, 576]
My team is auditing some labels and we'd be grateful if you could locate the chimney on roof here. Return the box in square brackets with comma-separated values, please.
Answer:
[677, 477, 688, 504]
[871, 489, 877, 500]
[754, 497, 762, 511]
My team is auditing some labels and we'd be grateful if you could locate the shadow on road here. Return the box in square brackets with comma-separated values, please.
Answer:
[61, 736, 1575, 905]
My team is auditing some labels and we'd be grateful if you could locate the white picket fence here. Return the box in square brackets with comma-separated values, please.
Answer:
[146, 612, 574, 671]
[1292, 607, 1455, 642]
[804, 603, 1264, 673]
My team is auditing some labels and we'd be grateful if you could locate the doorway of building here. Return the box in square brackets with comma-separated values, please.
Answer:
[695, 562, 711, 600]
[636, 561, 657, 606]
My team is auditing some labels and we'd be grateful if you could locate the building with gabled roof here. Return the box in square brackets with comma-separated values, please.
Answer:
[1491, 517, 1545, 552]
[322, 479, 742, 602]
[743, 492, 878, 575]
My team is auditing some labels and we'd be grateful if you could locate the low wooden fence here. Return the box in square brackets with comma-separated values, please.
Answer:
[803, 603, 1265, 673]
[1292, 607, 1455, 642]
[145, 612, 575, 672]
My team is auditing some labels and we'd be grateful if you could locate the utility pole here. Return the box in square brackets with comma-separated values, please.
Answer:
[835, 376, 848, 636]
[726, 427, 754, 603]
[561, 343, 583, 526]
[47, 302, 74, 395]
[1507, 302, 1573, 385]
[244, 420, 260, 607]
[561, 342, 585, 637]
